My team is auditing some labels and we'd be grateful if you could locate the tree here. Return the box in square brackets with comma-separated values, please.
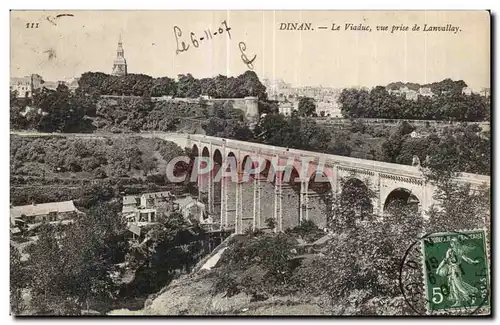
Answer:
[297, 97, 316, 117]
[151, 77, 177, 97]
[381, 121, 415, 163]
[236, 70, 267, 99]
[176, 74, 201, 98]
[424, 124, 490, 175]
[24, 202, 125, 315]
[10, 244, 26, 314]
[141, 156, 158, 176]
[10, 90, 28, 130]
[339, 88, 371, 118]
[203, 118, 254, 141]
[124, 212, 205, 295]
[291, 166, 489, 315]
[338, 79, 488, 121]
[31, 84, 90, 133]
[24, 226, 76, 315]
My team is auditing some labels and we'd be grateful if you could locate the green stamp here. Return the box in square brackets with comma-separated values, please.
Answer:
[422, 230, 490, 313]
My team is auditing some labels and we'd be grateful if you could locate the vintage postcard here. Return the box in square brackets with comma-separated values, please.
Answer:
[9, 10, 491, 316]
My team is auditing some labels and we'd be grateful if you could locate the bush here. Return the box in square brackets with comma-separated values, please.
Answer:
[264, 217, 276, 230]
[213, 233, 296, 297]
[285, 220, 323, 243]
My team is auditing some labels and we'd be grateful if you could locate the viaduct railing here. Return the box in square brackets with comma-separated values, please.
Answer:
[184, 134, 490, 187]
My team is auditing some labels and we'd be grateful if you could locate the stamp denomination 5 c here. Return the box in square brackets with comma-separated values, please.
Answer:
[421, 230, 490, 313]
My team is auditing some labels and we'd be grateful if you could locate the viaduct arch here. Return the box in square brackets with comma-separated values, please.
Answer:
[171, 133, 489, 234]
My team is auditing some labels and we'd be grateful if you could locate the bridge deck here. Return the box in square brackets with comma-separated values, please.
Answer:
[10, 131, 490, 186]
[185, 133, 490, 186]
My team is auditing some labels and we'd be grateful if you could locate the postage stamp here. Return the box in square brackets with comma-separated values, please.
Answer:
[421, 230, 490, 313]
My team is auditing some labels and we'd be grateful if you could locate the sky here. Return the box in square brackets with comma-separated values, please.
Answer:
[10, 10, 490, 90]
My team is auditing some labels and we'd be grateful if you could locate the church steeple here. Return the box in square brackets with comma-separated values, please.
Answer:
[112, 34, 127, 76]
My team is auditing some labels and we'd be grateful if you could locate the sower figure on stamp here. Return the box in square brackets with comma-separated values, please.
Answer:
[436, 237, 480, 307]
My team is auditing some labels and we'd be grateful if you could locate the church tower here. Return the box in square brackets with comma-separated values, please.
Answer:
[111, 35, 127, 76]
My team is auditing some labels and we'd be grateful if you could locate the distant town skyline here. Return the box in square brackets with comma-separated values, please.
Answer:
[11, 11, 490, 91]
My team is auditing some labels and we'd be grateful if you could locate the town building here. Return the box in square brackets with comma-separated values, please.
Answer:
[10, 74, 79, 97]
[462, 87, 473, 96]
[316, 95, 342, 117]
[419, 87, 434, 97]
[262, 78, 293, 98]
[10, 200, 81, 228]
[111, 35, 128, 76]
[44, 78, 80, 91]
[480, 88, 491, 98]
[174, 195, 206, 223]
[405, 89, 418, 101]
[122, 191, 173, 224]
[278, 101, 296, 116]
[10, 74, 43, 98]
[121, 191, 207, 225]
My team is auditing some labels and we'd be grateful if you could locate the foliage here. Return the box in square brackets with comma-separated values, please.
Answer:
[22, 202, 124, 314]
[77, 70, 267, 99]
[329, 177, 376, 229]
[424, 169, 490, 233]
[380, 123, 490, 175]
[294, 219, 416, 315]
[339, 80, 489, 121]
[297, 97, 316, 117]
[381, 121, 416, 163]
[20, 85, 95, 133]
[124, 212, 206, 296]
[423, 124, 490, 175]
[10, 91, 29, 130]
[10, 244, 27, 314]
[264, 217, 277, 230]
[10, 135, 184, 181]
[285, 220, 324, 243]
[203, 102, 254, 140]
[212, 233, 295, 299]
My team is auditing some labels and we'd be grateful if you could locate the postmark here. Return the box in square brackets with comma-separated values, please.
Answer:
[399, 230, 490, 316]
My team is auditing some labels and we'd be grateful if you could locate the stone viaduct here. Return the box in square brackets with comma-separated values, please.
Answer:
[156, 133, 490, 234]
[12, 131, 489, 234]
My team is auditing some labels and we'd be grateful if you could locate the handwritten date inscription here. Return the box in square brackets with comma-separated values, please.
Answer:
[174, 20, 232, 55]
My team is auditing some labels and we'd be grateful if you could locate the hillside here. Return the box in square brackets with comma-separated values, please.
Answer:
[107, 222, 410, 316]
[10, 135, 191, 207]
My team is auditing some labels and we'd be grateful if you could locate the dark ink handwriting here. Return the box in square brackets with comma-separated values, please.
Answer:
[221, 20, 232, 39]
[174, 20, 232, 55]
[46, 14, 74, 26]
[238, 42, 256, 70]
[174, 26, 190, 55]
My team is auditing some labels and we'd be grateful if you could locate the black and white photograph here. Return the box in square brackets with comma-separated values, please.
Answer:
[8, 9, 491, 316]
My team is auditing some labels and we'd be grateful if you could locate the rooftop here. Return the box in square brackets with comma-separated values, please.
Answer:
[123, 191, 172, 205]
[10, 200, 79, 219]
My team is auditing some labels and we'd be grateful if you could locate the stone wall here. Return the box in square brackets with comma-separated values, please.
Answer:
[306, 194, 329, 229]
[240, 181, 255, 232]
[280, 184, 301, 231]
[100, 95, 259, 124]
[259, 181, 276, 228]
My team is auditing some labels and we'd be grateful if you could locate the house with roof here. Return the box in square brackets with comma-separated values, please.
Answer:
[462, 87, 473, 96]
[10, 200, 81, 229]
[278, 101, 297, 116]
[419, 87, 434, 97]
[122, 191, 207, 228]
[173, 195, 206, 223]
[10, 74, 44, 98]
[122, 191, 174, 224]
